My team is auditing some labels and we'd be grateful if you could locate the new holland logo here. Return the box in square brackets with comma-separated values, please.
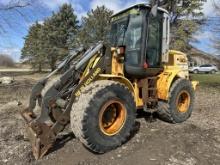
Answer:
[75, 67, 102, 97]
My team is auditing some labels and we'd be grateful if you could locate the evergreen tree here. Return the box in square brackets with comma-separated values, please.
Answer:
[44, 3, 79, 70]
[159, 0, 206, 51]
[21, 3, 79, 71]
[79, 6, 113, 48]
[21, 22, 45, 72]
[158, 0, 205, 24]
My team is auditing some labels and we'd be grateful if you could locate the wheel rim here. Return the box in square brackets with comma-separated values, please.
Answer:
[176, 90, 190, 113]
[99, 99, 127, 136]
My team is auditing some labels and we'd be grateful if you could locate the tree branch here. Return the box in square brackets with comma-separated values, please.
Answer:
[212, 0, 220, 10]
[0, 1, 30, 10]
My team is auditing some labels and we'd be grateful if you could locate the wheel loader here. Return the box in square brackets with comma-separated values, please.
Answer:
[20, 2, 198, 159]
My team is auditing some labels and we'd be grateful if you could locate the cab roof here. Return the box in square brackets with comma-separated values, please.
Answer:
[111, 2, 169, 17]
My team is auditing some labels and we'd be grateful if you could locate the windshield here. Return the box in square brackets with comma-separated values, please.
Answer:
[110, 12, 144, 66]
[110, 17, 129, 46]
[110, 13, 143, 46]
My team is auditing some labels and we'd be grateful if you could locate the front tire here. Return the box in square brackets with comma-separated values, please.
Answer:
[71, 80, 136, 153]
[210, 70, 216, 74]
[193, 69, 198, 74]
[157, 79, 195, 123]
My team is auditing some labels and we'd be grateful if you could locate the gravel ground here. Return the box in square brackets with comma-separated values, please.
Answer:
[0, 76, 220, 165]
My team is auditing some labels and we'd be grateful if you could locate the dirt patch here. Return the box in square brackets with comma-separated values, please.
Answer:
[0, 76, 220, 165]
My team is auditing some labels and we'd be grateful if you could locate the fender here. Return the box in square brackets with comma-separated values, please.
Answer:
[99, 74, 135, 95]
[157, 68, 199, 101]
[157, 69, 182, 100]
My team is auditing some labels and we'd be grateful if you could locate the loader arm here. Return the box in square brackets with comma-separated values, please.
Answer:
[23, 46, 84, 115]
[20, 42, 106, 159]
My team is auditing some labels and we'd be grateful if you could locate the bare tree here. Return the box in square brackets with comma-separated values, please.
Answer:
[0, 0, 30, 10]
[0, 0, 31, 34]
[212, 0, 220, 11]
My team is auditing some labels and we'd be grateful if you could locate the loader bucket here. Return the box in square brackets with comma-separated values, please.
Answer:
[20, 109, 55, 159]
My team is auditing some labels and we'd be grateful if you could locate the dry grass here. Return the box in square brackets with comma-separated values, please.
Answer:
[191, 73, 220, 90]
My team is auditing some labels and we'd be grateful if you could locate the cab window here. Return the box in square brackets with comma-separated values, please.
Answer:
[146, 12, 163, 67]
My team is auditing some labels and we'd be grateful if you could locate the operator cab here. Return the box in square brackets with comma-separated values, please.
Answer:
[110, 3, 170, 78]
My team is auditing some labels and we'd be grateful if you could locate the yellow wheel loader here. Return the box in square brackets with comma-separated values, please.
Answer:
[20, 2, 198, 159]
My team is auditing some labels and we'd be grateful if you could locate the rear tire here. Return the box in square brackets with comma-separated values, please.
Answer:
[156, 79, 195, 123]
[71, 80, 136, 153]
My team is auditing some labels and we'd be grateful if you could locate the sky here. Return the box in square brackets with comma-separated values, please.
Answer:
[0, 0, 219, 61]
